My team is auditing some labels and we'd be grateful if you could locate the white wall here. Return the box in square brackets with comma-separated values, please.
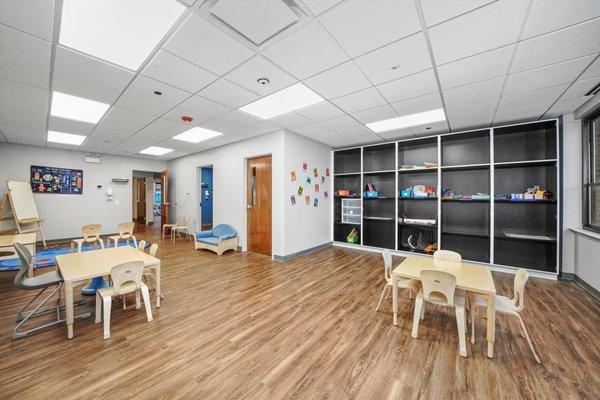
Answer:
[562, 114, 583, 274]
[167, 131, 285, 256]
[283, 131, 332, 256]
[0, 143, 166, 240]
[574, 233, 600, 291]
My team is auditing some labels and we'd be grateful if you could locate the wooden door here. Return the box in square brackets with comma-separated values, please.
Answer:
[247, 156, 272, 256]
[136, 178, 146, 224]
[160, 170, 169, 228]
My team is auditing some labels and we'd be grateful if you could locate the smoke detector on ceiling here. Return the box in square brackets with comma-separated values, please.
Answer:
[257, 77, 270, 86]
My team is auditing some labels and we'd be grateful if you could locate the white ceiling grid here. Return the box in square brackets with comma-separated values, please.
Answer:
[0, 0, 598, 159]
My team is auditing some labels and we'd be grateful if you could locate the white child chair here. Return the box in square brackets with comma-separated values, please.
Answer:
[411, 270, 468, 357]
[471, 268, 541, 363]
[433, 249, 462, 263]
[95, 261, 153, 339]
[171, 216, 192, 243]
[70, 224, 104, 252]
[375, 249, 419, 312]
[108, 221, 137, 248]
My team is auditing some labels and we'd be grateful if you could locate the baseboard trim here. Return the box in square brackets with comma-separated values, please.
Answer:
[560, 272, 575, 281]
[273, 242, 332, 261]
[574, 275, 600, 301]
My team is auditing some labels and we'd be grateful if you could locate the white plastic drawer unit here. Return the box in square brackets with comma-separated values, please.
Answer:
[341, 198, 361, 225]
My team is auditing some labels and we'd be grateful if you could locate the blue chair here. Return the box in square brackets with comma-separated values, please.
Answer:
[195, 224, 237, 255]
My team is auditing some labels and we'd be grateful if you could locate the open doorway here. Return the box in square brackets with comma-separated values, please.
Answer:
[199, 166, 213, 230]
[132, 170, 162, 228]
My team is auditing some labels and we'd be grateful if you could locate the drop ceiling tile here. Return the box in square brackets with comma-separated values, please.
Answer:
[127, 75, 190, 106]
[341, 125, 375, 137]
[446, 97, 497, 130]
[144, 50, 218, 93]
[504, 55, 595, 94]
[242, 120, 281, 136]
[420, 0, 495, 27]
[0, 0, 54, 41]
[225, 55, 297, 96]
[290, 123, 337, 138]
[197, 79, 259, 108]
[54, 46, 134, 91]
[443, 77, 504, 107]
[200, 119, 241, 136]
[493, 103, 551, 124]
[0, 104, 46, 129]
[210, 0, 297, 45]
[562, 78, 600, 99]
[116, 134, 162, 154]
[163, 95, 230, 123]
[48, 116, 96, 135]
[498, 84, 569, 111]
[391, 92, 443, 116]
[93, 107, 156, 141]
[137, 118, 190, 141]
[512, 18, 600, 73]
[215, 110, 263, 127]
[320, 0, 421, 57]
[545, 96, 592, 117]
[429, 0, 529, 65]
[158, 137, 205, 152]
[79, 137, 119, 153]
[303, 61, 371, 99]
[352, 104, 397, 124]
[437, 45, 515, 90]
[0, 25, 51, 69]
[411, 120, 449, 137]
[331, 87, 387, 114]
[376, 69, 438, 103]
[115, 93, 173, 117]
[269, 113, 313, 129]
[296, 101, 344, 121]
[523, 0, 600, 39]
[378, 127, 413, 141]
[0, 123, 46, 146]
[165, 13, 254, 75]
[53, 72, 121, 104]
[319, 114, 362, 132]
[580, 56, 600, 80]
[343, 131, 382, 143]
[355, 32, 431, 86]
[0, 56, 49, 89]
[262, 21, 349, 80]
[0, 78, 48, 105]
[302, 0, 343, 16]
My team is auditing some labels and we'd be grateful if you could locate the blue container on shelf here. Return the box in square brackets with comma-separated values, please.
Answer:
[399, 188, 413, 198]
[364, 191, 380, 198]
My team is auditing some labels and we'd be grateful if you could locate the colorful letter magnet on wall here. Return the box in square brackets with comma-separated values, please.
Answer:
[324, 190, 329, 199]
[305, 195, 310, 205]
[297, 186, 304, 196]
[313, 168, 318, 177]
[315, 184, 320, 192]
[313, 198, 319, 207]
[290, 170, 297, 181]
[290, 195, 296, 205]
[306, 176, 311, 185]
[302, 162, 307, 171]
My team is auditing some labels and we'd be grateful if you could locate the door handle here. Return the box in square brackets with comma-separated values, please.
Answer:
[246, 204, 253, 209]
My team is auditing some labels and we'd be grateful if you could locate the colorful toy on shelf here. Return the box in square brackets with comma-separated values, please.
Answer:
[400, 187, 413, 198]
[336, 189, 353, 197]
[442, 189, 455, 200]
[364, 183, 379, 198]
[423, 242, 438, 254]
[347, 228, 359, 244]
[496, 185, 553, 202]
[412, 185, 428, 198]
[471, 193, 490, 200]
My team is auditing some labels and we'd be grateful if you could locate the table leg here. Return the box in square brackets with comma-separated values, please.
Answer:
[65, 281, 74, 339]
[155, 263, 161, 308]
[486, 293, 495, 358]
[392, 275, 398, 326]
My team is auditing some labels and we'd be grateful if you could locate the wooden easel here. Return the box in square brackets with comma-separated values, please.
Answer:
[0, 193, 18, 235]
[3, 182, 47, 247]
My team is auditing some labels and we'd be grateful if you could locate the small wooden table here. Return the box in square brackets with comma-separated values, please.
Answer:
[392, 255, 497, 358]
[56, 246, 161, 339]
[0, 233, 36, 277]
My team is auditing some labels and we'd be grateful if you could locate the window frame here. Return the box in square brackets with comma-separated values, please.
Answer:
[583, 108, 600, 233]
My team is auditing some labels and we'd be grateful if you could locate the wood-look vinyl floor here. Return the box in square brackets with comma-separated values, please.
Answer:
[0, 225, 599, 399]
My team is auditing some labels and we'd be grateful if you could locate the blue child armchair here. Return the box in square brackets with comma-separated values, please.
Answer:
[194, 224, 238, 255]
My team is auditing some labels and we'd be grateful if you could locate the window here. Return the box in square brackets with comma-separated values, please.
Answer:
[584, 110, 600, 231]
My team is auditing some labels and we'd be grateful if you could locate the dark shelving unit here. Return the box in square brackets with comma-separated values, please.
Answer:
[331, 119, 560, 276]
[333, 149, 361, 243]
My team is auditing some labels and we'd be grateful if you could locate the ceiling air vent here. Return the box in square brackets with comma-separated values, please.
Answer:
[585, 81, 600, 97]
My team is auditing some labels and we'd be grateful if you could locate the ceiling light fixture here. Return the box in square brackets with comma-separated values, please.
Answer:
[366, 109, 446, 133]
[51, 91, 110, 124]
[47, 131, 87, 146]
[139, 146, 174, 156]
[172, 127, 223, 143]
[239, 83, 324, 119]
[59, 0, 185, 70]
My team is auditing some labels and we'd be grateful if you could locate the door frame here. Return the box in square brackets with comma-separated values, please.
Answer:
[245, 153, 273, 257]
[196, 164, 214, 232]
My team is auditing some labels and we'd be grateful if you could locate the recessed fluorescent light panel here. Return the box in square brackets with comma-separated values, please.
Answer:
[139, 146, 173, 156]
[173, 127, 223, 143]
[51, 92, 110, 124]
[47, 131, 87, 146]
[59, 0, 185, 70]
[366, 109, 446, 133]
[239, 83, 324, 119]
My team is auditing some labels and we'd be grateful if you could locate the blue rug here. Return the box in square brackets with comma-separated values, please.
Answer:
[0, 241, 150, 272]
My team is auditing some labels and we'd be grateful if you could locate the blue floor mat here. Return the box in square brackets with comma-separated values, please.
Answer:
[0, 241, 150, 272]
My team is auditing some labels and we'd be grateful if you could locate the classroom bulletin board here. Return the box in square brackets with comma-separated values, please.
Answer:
[30, 165, 84, 194]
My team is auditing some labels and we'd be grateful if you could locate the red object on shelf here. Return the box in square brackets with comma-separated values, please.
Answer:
[337, 189, 351, 197]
